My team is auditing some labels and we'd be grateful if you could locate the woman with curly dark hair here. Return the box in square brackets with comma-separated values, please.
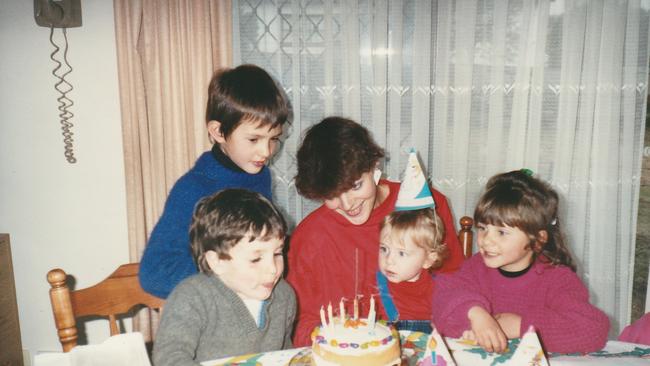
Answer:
[286, 117, 464, 346]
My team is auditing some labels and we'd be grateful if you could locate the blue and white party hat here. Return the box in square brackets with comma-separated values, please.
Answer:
[395, 149, 435, 211]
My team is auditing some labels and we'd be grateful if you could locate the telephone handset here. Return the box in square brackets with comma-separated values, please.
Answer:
[34, 0, 82, 164]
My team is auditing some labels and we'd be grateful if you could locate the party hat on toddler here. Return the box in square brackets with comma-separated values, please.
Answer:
[416, 328, 457, 366]
[395, 148, 436, 211]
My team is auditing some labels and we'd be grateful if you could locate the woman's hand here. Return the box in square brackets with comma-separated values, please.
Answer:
[494, 313, 521, 339]
[467, 306, 508, 353]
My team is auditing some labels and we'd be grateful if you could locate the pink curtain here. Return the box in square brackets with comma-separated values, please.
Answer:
[113, 0, 232, 341]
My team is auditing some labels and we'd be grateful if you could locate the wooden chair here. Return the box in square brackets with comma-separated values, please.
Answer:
[458, 216, 474, 258]
[47, 263, 164, 352]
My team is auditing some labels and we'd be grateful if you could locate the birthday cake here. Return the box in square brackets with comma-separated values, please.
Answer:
[311, 318, 401, 366]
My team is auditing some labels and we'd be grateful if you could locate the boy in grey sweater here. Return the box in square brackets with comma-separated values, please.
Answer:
[153, 189, 296, 366]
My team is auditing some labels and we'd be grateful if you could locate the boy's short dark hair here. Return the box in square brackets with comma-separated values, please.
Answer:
[190, 188, 287, 273]
[295, 117, 385, 200]
[205, 64, 291, 138]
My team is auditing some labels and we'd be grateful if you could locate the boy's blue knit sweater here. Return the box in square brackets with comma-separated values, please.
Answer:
[139, 149, 272, 298]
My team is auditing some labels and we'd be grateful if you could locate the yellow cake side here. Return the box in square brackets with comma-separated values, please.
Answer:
[311, 341, 401, 366]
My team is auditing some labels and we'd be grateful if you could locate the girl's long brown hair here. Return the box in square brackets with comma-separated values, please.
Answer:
[474, 170, 576, 271]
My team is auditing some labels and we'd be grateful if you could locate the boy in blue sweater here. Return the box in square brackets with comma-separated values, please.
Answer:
[139, 64, 291, 298]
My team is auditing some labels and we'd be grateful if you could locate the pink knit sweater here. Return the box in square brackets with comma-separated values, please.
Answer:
[431, 254, 609, 354]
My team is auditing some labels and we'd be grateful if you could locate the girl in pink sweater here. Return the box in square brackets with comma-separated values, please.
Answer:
[431, 170, 609, 354]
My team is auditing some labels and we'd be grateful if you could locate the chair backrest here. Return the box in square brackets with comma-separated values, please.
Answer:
[458, 216, 474, 258]
[47, 263, 164, 352]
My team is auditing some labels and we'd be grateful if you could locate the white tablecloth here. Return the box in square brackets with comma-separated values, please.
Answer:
[33, 332, 152, 366]
[202, 338, 650, 365]
[549, 340, 650, 365]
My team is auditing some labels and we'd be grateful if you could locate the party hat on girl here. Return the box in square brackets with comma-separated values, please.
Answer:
[395, 148, 435, 211]
[505, 326, 549, 365]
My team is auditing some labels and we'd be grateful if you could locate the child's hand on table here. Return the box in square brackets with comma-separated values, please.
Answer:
[467, 306, 508, 353]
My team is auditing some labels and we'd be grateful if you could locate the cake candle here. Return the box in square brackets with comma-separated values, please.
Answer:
[353, 297, 359, 320]
[368, 295, 376, 328]
[339, 299, 346, 322]
[327, 302, 334, 328]
[320, 305, 328, 327]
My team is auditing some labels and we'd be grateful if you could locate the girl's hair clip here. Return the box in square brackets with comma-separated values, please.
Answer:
[550, 218, 557, 226]
[521, 168, 534, 176]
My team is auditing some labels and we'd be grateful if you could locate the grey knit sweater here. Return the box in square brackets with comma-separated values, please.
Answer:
[153, 273, 296, 366]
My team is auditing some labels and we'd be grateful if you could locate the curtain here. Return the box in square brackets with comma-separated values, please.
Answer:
[232, 0, 650, 336]
[113, 0, 232, 341]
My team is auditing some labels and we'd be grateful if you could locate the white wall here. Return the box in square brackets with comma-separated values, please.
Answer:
[0, 0, 129, 361]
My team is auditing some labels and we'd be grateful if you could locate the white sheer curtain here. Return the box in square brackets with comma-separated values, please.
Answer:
[232, 0, 650, 335]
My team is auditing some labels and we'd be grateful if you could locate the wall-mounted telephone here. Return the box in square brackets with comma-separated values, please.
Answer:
[34, 0, 82, 164]
[35, 0, 81, 28]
